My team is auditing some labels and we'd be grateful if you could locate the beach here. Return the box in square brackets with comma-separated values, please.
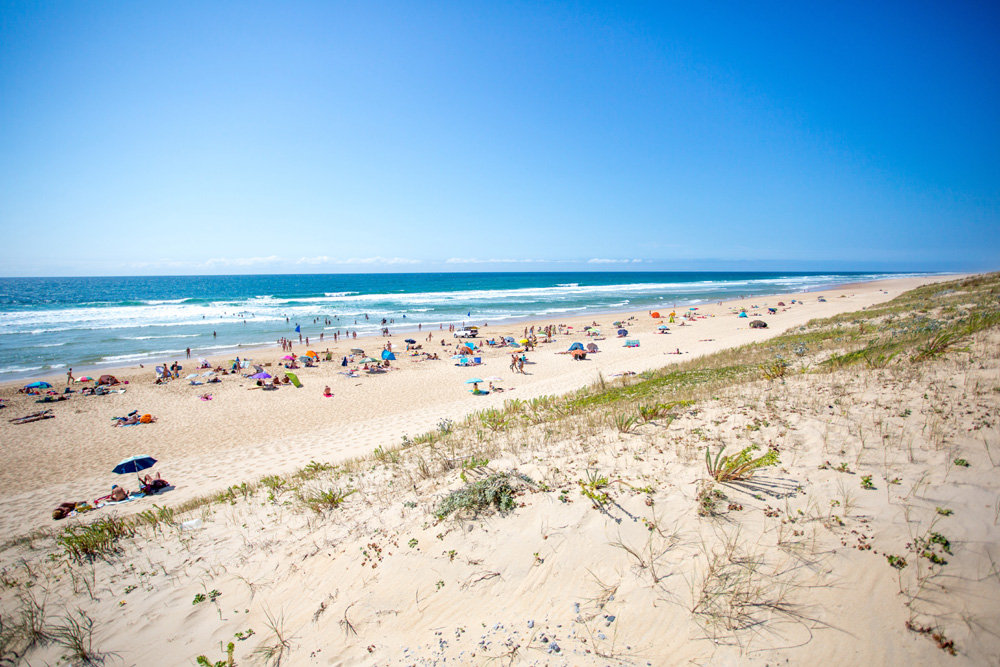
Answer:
[0, 275, 945, 536]
[3, 272, 999, 666]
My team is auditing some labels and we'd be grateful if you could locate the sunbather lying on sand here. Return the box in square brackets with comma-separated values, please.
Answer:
[141, 473, 169, 494]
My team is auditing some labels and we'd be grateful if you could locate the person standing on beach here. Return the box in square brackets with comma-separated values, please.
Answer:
[186, 347, 191, 359]
[66, 368, 74, 385]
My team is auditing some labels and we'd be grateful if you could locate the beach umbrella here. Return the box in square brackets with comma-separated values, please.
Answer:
[24, 381, 51, 389]
[617, 329, 628, 336]
[658, 325, 669, 330]
[519, 339, 529, 345]
[586, 343, 598, 352]
[350, 348, 364, 354]
[75, 376, 94, 382]
[113, 455, 157, 484]
[250, 372, 271, 379]
[360, 357, 378, 363]
[485, 376, 503, 382]
[185, 373, 199, 379]
[464, 378, 484, 384]
[404, 339, 416, 344]
[282, 355, 294, 360]
[451, 354, 465, 359]
[689, 307, 698, 311]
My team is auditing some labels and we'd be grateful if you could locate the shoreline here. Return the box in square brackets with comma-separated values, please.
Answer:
[0, 273, 963, 540]
[0, 272, 959, 388]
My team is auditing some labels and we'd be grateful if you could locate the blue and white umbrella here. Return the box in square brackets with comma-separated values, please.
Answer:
[113, 455, 157, 483]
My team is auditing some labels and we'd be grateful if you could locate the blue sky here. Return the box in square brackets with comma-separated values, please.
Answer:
[1, 1, 997, 276]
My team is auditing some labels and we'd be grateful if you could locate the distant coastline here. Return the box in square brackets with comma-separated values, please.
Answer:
[0, 271, 945, 383]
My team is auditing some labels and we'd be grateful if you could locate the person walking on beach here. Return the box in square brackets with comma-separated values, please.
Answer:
[66, 367, 74, 385]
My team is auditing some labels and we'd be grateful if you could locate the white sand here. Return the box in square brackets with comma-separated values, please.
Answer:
[3, 273, 997, 666]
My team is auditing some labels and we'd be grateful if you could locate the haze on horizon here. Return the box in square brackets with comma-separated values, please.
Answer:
[1, 1, 997, 277]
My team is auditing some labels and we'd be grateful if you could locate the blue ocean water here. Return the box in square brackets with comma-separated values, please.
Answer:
[0, 271, 929, 381]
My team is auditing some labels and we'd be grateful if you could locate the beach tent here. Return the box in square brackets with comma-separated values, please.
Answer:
[98, 375, 119, 386]
[777, 302, 786, 306]
[738, 312, 748, 318]
[617, 329, 628, 337]
[285, 372, 302, 387]
[750, 320, 768, 329]
[24, 381, 51, 389]
[404, 339, 416, 344]
[381, 350, 396, 361]
[457, 345, 473, 355]
[568, 342, 585, 351]
[350, 348, 364, 355]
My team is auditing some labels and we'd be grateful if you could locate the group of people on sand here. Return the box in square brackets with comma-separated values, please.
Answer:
[510, 353, 527, 374]
[52, 473, 170, 520]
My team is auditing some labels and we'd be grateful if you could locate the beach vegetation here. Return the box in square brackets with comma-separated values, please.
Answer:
[434, 471, 534, 519]
[197, 641, 235, 667]
[477, 407, 510, 432]
[57, 517, 135, 562]
[611, 413, 637, 433]
[705, 445, 779, 482]
[51, 609, 115, 665]
[758, 358, 789, 380]
[302, 487, 356, 513]
[253, 607, 292, 667]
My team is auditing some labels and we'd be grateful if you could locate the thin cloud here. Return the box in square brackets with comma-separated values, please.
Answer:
[588, 258, 637, 264]
[446, 258, 552, 264]
[205, 256, 284, 267]
[335, 257, 421, 265]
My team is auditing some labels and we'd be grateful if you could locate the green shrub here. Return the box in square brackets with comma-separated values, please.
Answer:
[435, 471, 534, 519]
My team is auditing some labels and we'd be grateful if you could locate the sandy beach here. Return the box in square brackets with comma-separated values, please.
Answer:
[2, 272, 999, 666]
[0, 275, 939, 536]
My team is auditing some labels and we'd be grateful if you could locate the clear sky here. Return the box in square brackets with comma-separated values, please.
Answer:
[1, 1, 997, 276]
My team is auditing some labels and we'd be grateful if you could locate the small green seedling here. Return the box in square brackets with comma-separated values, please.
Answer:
[860, 475, 875, 490]
[953, 458, 970, 467]
[886, 554, 908, 570]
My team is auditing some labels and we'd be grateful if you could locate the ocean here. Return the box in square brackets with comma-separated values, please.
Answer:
[0, 271, 932, 381]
